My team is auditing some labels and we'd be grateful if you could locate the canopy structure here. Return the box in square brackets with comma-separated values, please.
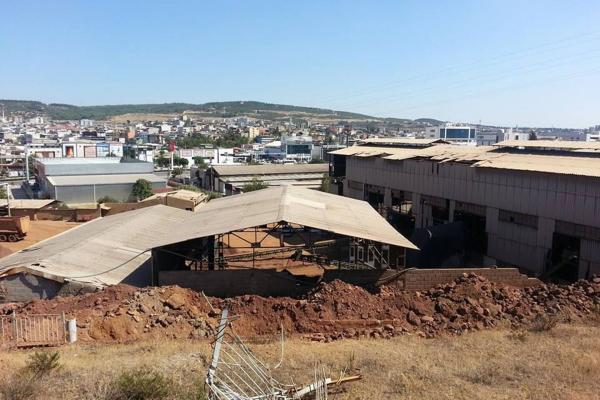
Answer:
[163, 185, 418, 250]
[0, 186, 417, 288]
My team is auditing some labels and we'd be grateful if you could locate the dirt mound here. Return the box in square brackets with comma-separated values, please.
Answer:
[3, 274, 599, 343]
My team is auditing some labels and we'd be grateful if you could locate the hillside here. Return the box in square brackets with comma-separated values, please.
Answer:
[1, 99, 377, 121]
[0, 99, 446, 124]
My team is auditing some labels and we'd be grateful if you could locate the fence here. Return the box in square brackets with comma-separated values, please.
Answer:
[0, 313, 66, 348]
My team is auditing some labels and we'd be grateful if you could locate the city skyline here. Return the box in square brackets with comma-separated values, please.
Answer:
[2, 1, 600, 128]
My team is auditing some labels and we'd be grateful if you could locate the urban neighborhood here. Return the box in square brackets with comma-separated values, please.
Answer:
[1, 2, 599, 400]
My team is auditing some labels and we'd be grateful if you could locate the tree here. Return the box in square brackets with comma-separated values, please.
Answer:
[171, 167, 183, 177]
[192, 156, 207, 169]
[131, 179, 153, 201]
[242, 177, 268, 192]
[0, 186, 6, 199]
[155, 157, 170, 168]
[173, 156, 188, 167]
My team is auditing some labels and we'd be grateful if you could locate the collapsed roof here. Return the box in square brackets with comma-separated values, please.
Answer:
[0, 186, 417, 287]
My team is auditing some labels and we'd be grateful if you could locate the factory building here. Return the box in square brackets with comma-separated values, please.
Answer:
[330, 139, 600, 280]
[34, 157, 167, 204]
[203, 163, 329, 195]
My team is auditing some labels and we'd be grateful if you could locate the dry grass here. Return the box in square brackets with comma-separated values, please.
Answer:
[1, 324, 599, 399]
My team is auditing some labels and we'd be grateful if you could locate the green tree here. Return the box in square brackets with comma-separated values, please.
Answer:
[192, 156, 207, 168]
[242, 177, 268, 192]
[131, 179, 153, 201]
[173, 156, 188, 167]
[155, 157, 170, 168]
[171, 167, 183, 177]
[0, 186, 6, 199]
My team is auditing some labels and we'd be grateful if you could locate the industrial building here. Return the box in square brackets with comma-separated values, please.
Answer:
[329, 139, 600, 281]
[0, 186, 416, 302]
[34, 157, 167, 204]
[203, 163, 329, 195]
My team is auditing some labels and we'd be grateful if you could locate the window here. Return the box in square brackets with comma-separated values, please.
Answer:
[367, 246, 374, 263]
[350, 246, 355, 259]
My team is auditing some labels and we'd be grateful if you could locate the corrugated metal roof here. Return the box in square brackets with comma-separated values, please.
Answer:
[493, 140, 600, 150]
[163, 186, 418, 250]
[358, 138, 448, 146]
[212, 164, 329, 177]
[0, 187, 417, 287]
[47, 173, 166, 186]
[0, 205, 191, 287]
[473, 153, 600, 177]
[338, 142, 600, 177]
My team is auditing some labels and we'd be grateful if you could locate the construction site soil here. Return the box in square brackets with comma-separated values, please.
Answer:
[1, 273, 599, 343]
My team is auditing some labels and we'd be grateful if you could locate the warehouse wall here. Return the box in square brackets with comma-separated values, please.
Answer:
[344, 156, 600, 276]
[49, 182, 166, 204]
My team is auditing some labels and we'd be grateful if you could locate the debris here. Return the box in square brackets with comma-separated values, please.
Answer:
[3, 274, 599, 343]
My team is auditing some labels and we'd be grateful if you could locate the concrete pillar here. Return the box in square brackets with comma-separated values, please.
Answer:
[384, 187, 392, 208]
[448, 199, 456, 222]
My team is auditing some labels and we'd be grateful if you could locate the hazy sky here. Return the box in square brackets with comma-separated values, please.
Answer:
[2, 0, 600, 127]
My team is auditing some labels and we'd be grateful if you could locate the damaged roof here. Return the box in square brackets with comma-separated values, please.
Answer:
[0, 187, 417, 287]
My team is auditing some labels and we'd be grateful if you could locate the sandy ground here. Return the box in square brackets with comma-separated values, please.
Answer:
[0, 220, 80, 258]
[1, 324, 599, 399]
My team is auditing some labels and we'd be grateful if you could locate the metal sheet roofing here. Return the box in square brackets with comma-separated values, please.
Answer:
[0, 205, 191, 287]
[338, 142, 600, 177]
[358, 138, 448, 146]
[472, 154, 600, 177]
[0, 187, 417, 287]
[163, 186, 418, 250]
[493, 140, 600, 151]
[211, 164, 329, 177]
[47, 173, 166, 186]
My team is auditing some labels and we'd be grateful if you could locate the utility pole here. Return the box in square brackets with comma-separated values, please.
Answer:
[4, 183, 11, 217]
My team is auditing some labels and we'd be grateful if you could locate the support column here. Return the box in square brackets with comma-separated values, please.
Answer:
[448, 199, 456, 223]
[412, 193, 423, 228]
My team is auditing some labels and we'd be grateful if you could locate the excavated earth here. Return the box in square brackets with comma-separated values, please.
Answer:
[1, 273, 599, 343]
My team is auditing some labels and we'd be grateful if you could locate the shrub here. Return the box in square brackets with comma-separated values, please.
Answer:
[529, 314, 559, 332]
[108, 367, 171, 400]
[0, 377, 37, 400]
[98, 196, 118, 204]
[24, 351, 61, 378]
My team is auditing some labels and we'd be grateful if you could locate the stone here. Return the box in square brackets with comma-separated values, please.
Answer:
[164, 293, 186, 310]
[407, 311, 421, 326]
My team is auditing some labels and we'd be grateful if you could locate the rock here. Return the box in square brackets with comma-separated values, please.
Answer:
[164, 293, 186, 310]
[407, 311, 421, 326]
[420, 316, 434, 324]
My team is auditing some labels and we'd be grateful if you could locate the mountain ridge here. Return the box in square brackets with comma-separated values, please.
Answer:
[0, 99, 443, 124]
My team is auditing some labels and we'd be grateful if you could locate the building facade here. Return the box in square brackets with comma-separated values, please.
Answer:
[330, 140, 600, 280]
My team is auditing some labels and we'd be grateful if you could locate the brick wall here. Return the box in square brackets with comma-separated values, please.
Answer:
[397, 268, 540, 291]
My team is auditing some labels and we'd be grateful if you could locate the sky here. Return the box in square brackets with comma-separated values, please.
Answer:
[1, 0, 600, 128]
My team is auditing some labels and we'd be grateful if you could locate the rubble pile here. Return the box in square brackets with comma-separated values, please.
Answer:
[2, 273, 599, 343]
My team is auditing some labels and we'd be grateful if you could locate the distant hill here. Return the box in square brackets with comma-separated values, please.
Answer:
[0, 99, 440, 124]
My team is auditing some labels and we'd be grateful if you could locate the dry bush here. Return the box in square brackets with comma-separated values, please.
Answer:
[107, 367, 171, 400]
[529, 314, 559, 332]
[506, 330, 528, 342]
[0, 376, 38, 400]
[105, 367, 205, 400]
